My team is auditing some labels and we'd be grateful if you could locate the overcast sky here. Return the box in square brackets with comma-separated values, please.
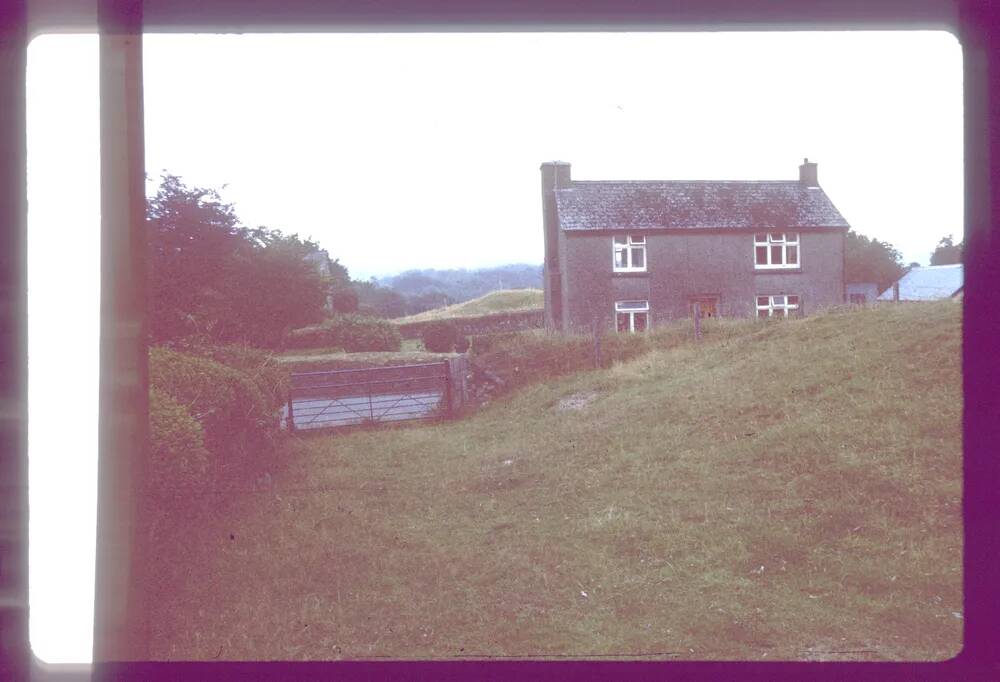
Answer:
[26, 30, 962, 664]
[142, 31, 964, 279]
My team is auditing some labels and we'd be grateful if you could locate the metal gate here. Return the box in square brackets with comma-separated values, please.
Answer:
[286, 361, 453, 431]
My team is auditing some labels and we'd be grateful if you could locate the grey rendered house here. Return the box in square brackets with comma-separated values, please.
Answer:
[541, 159, 850, 333]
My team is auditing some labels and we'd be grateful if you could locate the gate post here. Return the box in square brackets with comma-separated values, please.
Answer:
[443, 360, 453, 418]
[367, 370, 375, 423]
[286, 387, 296, 432]
[694, 302, 702, 341]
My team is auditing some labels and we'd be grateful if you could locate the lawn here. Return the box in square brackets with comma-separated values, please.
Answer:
[146, 300, 962, 661]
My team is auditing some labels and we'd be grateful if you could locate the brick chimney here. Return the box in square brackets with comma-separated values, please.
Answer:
[541, 161, 571, 331]
[799, 158, 819, 187]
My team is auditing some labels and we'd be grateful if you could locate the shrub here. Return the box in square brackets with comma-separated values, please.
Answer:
[468, 322, 709, 394]
[335, 314, 402, 352]
[421, 320, 467, 353]
[173, 342, 290, 416]
[149, 386, 210, 489]
[285, 325, 334, 350]
[285, 314, 402, 352]
[149, 347, 280, 464]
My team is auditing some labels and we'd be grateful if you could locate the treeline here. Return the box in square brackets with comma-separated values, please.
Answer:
[845, 230, 963, 294]
[149, 174, 360, 347]
[150, 173, 543, 338]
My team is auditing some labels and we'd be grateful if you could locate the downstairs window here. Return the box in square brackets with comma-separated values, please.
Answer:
[756, 294, 800, 318]
[615, 300, 649, 332]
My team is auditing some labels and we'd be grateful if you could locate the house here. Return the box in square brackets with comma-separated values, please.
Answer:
[876, 264, 963, 301]
[846, 282, 880, 305]
[541, 159, 850, 333]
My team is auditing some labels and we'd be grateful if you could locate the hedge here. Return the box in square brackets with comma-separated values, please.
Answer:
[420, 320, 469, 353]
[286, 314, 402, 352]
[468, 322, 709, 395]
[149, 347, 282, 467]
[149, 385, 210, 489]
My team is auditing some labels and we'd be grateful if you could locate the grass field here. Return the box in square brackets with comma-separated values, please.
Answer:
[395, 289, 543, 323]
[147, 300, 962, 661]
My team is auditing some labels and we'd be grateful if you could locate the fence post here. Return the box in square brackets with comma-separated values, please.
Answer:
[367, 369, 375, 423]
[693, 302, 702, 341]
[592, 318, 602, 368]
[443, 360, 453, 418]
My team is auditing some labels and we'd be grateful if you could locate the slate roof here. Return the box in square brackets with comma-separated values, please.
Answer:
[553, 181, 850, 231]
[877, 264, 964, 301]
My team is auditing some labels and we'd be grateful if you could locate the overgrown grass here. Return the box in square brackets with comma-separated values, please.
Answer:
[395, 289, 543, 323]
[147, 300, 962, 661]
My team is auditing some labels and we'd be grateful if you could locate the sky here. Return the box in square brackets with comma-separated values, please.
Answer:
[142, 31, 964, 279]
[26, 30, 962, 664]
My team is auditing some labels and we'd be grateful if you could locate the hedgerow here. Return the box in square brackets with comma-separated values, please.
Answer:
[285, 314, 402, 352]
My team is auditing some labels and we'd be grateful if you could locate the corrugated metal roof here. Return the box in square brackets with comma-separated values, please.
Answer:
[877, 264, 964, 301]
[553, 180, 850, 231]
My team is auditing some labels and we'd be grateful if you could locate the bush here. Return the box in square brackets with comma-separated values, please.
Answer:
[149, 347, 280, 464]
[421, 320, 468, 353]
[285, 314, 402, 352]
[172, 342, 290, 416]
[469, 322, 706, 394]
[149, 386, 210, 489]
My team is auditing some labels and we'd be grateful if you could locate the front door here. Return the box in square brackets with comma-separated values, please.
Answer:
[689, 296, 720, 318]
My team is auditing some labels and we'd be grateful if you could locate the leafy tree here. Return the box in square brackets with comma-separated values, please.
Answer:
[354, 280, 408, 318]
[844, 229, 905, 293]
[148, 174, 246, 341]
[148, 174, 331, 346]
[405, 290, 455, 316]
[205, 236, 328, 346]
[930, 234, 963, 266]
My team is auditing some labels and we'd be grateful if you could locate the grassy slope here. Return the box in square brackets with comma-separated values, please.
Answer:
[148, 300, 962, 660]
[395, 289, 543, 323]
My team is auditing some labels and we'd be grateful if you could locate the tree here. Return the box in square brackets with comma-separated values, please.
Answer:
[405, 290, 455, 316]
[354, 280, 408, 318]
[148, 174, 332, 346]
[148, 174, 246, 341]
[844, 230, 905, 294]
[205, 235, 328, 346]
[930, 234, 963, 266]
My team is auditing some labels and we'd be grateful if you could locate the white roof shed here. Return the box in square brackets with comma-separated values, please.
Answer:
[878, 264, 964, 301]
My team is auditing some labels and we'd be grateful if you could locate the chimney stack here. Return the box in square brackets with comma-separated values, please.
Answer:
[799, 158, 819, 187]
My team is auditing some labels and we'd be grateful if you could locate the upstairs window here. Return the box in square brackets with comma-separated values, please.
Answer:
[756, 294, 800, 318]
[754, 232, 799, 269]
[615, 300, 649, 332]
[613, 234, 646, 272]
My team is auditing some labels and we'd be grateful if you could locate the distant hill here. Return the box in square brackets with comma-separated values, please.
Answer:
[395, 289, 543, 323]
[378, 264, 543, 304]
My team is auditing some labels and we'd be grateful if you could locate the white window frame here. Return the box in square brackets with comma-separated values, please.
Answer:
[755, 294, 800, 318]
[615, 300, 650, 333]
[613, 234, 647, 273]
[754, 232, 800, 269]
